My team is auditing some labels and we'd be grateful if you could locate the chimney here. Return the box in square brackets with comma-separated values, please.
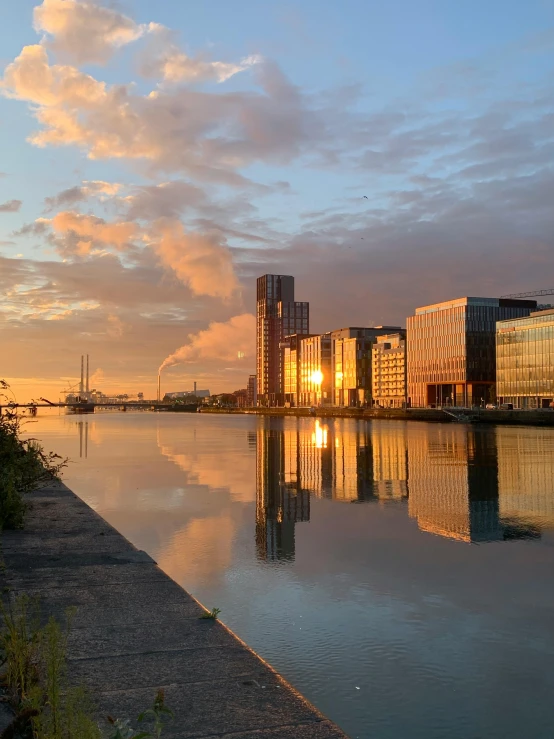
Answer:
[80, 355, 84, 395]
[157, 374, 161, 402]
[86, 354, 90, 394]
[194, 381, 197, 394]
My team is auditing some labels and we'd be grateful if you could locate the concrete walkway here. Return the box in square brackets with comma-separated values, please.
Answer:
[1, 481, 348, 738]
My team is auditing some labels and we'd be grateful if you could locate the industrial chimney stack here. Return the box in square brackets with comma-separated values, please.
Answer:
[80, 355, 84, 395]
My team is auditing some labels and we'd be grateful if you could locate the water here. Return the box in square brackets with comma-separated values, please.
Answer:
[26, 412, 554, 738]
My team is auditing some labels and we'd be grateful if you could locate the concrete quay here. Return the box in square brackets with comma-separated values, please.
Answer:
[199, 406, 554, 426]
[1, 481, 348, 739]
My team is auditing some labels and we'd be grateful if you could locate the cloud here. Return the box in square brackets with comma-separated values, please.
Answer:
[159, 313, 255, 371]
[33, 0, 154, 64]
[50, 211, 138, 256]
[0, 199, 22, 213]
[13, 218, 51, 236]
[140, 27, 261, 84]
[149, 219, 239, 300]
[123, 181, 208, 221]
[1, 43, 318, 183]
[44, 180, 121, 210]
[16, 207, 240, 300]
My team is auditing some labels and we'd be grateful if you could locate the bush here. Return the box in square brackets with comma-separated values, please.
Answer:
[0, 381, 66, 529]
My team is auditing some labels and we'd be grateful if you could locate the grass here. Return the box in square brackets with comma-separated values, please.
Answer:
[199, 607, 221, 620]
[0, 380, 66, 530]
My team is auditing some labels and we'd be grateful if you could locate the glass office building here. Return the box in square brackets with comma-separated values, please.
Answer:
[496, 308, 554, 408]
[407, 297, 536, 408]
[256, 275, 309, 406]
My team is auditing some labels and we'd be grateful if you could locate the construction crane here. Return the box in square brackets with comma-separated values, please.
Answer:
[501, 288, 554, 299]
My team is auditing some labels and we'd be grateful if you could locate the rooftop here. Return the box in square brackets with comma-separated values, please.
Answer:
[415, 297, 537, 315]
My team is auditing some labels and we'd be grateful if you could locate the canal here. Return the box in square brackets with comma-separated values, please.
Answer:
[28, 412, 554, 739]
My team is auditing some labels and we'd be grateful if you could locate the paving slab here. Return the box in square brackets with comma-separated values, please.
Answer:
[0, 481, 349, 738]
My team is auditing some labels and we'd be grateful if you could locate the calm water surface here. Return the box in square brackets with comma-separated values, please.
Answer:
[28, 412, 554, 739]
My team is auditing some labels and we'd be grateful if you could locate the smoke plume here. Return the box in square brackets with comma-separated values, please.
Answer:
[150, 220, 239, 300]
[159, 313, 255, 372]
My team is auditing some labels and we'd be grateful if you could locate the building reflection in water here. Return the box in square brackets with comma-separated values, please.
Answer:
[256, 418, 553, 556]
[255, 420, 310, 561]
[496, 427, 554, 529]
[407, 426, 503, 542]
[78, 420, 88, 459]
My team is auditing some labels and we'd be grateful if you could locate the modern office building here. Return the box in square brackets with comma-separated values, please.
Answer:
[256, 275, 309, 406]
[331, 326, 402, 407]
[372, 332, 407, 408]
[247, 374, 257, 407]
[298, 333, 332, 407]
[282, 333, 304, 407]
[407, 297, 536, 408]
[496, 308, 554, 408]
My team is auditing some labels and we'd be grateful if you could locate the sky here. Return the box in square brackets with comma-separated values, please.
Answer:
[0, 0, 553, 402]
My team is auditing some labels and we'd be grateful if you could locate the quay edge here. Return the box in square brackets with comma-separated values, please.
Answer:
[0, 481, 349, 739]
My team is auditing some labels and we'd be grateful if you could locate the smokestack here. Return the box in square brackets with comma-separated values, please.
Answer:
[80, 355, 84, 395]
[194, 381, 197, 394]
[86, 354, 90, 394]
[157, 374, 161, 402]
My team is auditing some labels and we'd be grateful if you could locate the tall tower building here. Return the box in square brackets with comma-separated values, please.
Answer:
[256, 274, 309, 406]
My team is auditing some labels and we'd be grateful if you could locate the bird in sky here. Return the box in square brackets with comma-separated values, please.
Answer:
[363, 195, 368, 199]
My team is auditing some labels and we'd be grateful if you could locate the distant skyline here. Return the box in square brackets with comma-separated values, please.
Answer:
[1, 0, 553, 401]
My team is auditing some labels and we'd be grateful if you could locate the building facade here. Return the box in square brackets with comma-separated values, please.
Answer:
[372, 332, 407, 408]
[282, 334, 303, 407]
[298, 333, 332, 407]
[332, 327, 402, 407]
[407, 297, 536, 408]
[256, 275, 309, 406]
[496, 308, 554, 408]
[247, 374, 257, 407]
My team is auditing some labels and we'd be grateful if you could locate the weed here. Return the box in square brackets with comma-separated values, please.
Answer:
[199, 607, 221, 620]
[0, 380, 67, 530]
[107, 690, 174, 739]
[0, 595, 42, 707]
[137, 689, 174, 738]
[0, 597, 101, 739]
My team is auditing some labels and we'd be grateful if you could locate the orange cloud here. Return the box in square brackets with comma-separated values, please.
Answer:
[1, 36, 309, 183]
[159, 313, 255, 371]
[141, 25, 261, 84]
[33, 0, 153, 64]
[51, 211, 138, 251]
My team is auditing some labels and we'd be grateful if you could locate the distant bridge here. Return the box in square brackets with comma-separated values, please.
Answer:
[0, 401, 198, 413]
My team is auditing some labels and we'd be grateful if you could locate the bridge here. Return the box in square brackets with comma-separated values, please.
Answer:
[0, 401, 199, 414]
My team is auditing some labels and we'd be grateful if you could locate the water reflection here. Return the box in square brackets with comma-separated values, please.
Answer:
[256, 424, 310, 561]
[77, 420, 88, 459]
[30, 413, 554, 738]
[255, 418, 552, 554]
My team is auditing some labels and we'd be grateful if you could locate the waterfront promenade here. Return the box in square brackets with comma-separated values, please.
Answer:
[199, 406, 554, 426]
[1, 481, 348, 738]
